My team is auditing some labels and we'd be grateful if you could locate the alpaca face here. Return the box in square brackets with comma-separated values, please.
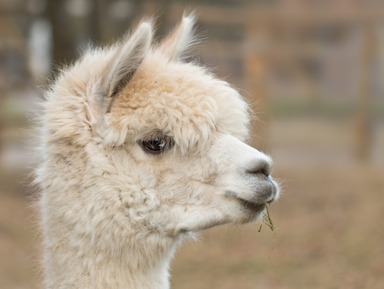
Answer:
[105, 133, 279, 235]
[115, 131, 279, 234]
[93, 21, 279, 235]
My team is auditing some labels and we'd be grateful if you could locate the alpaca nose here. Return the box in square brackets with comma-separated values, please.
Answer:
[246, 159, 272, 177]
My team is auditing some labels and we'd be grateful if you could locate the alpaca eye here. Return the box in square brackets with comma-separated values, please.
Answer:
[141, 137, 171, 154]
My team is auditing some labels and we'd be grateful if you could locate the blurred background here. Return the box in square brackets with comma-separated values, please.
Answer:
[0, 0, 383, 288]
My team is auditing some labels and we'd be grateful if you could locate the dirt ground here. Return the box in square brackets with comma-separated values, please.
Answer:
[0, 117, 383, 289]
[171, 165, 384, 289]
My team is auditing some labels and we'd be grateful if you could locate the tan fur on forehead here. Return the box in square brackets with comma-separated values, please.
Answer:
[103, 53, 249, 151]
[40, 17, 249, 152]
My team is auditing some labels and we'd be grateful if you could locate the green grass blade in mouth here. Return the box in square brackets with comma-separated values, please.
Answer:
[263, 205, 275, 231]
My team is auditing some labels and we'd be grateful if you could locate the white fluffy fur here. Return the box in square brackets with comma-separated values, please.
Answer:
[35, 15, 279, 289]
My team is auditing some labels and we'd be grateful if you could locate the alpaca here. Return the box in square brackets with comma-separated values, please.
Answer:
[35, 15, 279, 289]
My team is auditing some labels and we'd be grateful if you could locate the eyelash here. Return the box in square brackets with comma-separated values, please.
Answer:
[140, 136, 174, 155]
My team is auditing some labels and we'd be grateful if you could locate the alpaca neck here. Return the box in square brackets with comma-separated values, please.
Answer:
[90, 248, 174, 289]
[42, 227, 180, 289]
[83, 250, 173, 289]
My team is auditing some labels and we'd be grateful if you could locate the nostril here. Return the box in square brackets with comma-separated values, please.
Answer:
[255, 168, 268, 176]
[247, 160, 271, 177]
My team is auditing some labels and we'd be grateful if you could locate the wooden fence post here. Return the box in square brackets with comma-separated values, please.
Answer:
[244, 18, 270, 152]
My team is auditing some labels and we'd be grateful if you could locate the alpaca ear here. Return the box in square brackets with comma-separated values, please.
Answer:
[100, 21, 152, 109]
[158, 14, 196, 60]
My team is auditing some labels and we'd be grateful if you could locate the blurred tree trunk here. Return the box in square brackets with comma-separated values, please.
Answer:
[356, 24, 374, 162]
[46, 0, 70, 66]
[0, 92, 3, 169]
[46, 0, 103, 67]
[89, 0, 103, 43]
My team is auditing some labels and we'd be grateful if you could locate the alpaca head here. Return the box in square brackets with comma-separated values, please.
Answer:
[40, 15, 279, 251]
[93, 16, 279, 235]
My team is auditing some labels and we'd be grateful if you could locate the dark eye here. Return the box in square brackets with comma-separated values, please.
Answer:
[141, 137, 173, 155]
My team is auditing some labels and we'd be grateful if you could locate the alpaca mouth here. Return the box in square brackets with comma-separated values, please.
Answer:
[237, 198, 266, 212]
[225, 190, 272, 212]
